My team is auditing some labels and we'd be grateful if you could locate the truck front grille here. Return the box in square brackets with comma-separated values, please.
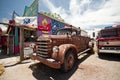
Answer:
[36, 39, 51, 58]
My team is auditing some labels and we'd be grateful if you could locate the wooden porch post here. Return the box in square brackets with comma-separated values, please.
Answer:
[20, 28, 24, 62]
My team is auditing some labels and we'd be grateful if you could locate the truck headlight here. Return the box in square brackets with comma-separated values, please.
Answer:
[53, 46, 59, 53]
[29, 43, 35, 48]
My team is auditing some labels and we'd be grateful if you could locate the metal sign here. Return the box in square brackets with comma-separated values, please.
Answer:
[23, 0, 38, 16]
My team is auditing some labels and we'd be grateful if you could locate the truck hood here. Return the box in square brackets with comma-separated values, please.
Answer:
[37, 35, 71, 40]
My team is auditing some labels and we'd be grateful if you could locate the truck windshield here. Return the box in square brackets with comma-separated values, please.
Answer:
[57, 29, 73, 35]
[100, 27, 120, 38]
[57, 28, 77, 35]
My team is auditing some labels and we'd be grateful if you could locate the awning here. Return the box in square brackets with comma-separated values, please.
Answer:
[0, 22, 36, 31]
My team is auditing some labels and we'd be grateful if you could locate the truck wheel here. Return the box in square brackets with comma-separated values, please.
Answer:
[97, 49, 101, 57]
[61, 51, 75, 72]
[98, 52, 103, 58]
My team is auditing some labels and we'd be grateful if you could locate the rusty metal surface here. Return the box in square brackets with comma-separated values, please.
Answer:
[34, 28, 90, 69]
[31, 55, 61, 69]
[58, 44, 77, 63]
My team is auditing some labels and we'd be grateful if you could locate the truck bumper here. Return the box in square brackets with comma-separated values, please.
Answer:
[30, 53, 61, 69]
[99, 49, 120, 54]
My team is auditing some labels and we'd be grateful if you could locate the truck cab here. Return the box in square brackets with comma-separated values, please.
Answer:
[97, 25, 120, 55]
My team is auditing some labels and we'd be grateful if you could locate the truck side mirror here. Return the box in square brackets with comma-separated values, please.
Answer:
[72, 31, 76, 36]
[78, 27, 81, 35]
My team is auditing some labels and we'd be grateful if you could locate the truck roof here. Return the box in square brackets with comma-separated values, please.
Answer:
[102, 25, 120, 30]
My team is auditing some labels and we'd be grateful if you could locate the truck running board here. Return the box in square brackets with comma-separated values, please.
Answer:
[77, 48, 90, 56]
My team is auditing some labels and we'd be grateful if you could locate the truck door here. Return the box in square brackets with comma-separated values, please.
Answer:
[71, 31, 81, 52]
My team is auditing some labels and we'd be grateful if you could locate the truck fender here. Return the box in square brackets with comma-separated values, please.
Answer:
[58, 44, 77, 64]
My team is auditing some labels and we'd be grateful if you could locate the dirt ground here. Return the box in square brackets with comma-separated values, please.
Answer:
[0, 44, 120, 80]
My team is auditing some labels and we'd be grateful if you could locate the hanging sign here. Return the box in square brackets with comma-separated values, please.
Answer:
[14, 16, 37, 28]
[23, 0, 38, 16]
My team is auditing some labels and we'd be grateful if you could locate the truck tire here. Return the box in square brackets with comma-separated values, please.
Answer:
[97, 49, 102, 57]
[90, 48, 95, 54]
[61, 50, 75, 72]
[98, 52, 103, 58]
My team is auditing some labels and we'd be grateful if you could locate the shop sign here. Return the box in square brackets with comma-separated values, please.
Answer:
[23, 0, 38, 16]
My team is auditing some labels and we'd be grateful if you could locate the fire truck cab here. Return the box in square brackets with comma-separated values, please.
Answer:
[97, 25, 120, 55]
[31, 27, 94, 72]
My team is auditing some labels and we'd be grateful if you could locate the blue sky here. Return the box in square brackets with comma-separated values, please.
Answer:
[0, 0, 35, 21]
[0, 0, 120, 36]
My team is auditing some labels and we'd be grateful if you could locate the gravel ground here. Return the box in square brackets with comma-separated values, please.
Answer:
[0, 44, 120, 80]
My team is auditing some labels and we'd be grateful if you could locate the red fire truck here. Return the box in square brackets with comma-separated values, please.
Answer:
[97, 24, 120, 55]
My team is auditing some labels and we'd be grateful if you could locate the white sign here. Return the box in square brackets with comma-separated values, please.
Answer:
[14, 16, 37, 28]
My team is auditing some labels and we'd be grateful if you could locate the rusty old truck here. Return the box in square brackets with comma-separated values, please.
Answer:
[31, 27, 94, 72]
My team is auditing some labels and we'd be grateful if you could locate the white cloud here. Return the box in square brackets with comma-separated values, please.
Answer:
[0, 24, 7, 31]
[42, 0, 59, 13]
[0, 18, 9, 31]
[42, 0, 120, 35]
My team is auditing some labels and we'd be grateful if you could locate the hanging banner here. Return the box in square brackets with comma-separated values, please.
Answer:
[14, 16, 37, 28]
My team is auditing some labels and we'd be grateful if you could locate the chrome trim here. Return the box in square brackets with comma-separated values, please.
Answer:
[99, 49, 120, 54]
[37, 51, 48, 54]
